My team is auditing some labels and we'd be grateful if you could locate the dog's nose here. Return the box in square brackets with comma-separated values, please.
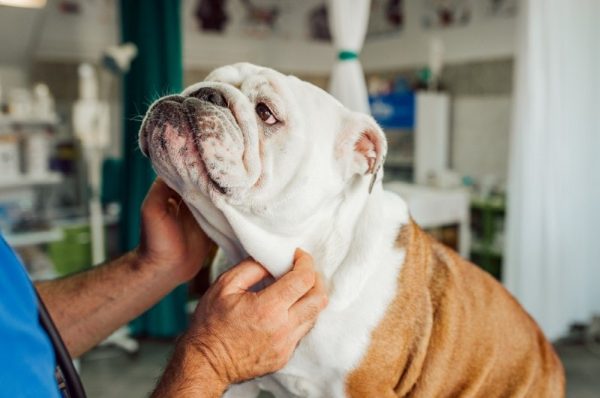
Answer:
[190, 87, 228, 108]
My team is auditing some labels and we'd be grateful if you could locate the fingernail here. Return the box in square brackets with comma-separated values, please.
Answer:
[294, 248, 305, 259]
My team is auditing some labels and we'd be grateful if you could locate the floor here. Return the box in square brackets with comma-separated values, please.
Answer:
[80, 339, 600, 397]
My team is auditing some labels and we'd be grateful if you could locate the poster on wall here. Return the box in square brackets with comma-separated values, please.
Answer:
[367, 0, 404, 38]
[308, 2, 330, 41]
[192, 0, 327, 40]
[195, 0, 281, 35]
[421, 0, 471, 29]
[195, 0, 229, 32]
[237, 0, 281, 36]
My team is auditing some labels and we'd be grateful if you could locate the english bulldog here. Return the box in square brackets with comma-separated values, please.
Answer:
[139, 63, 565, 397]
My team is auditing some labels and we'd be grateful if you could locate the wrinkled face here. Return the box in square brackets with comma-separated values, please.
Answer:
[140, 65, 328, 204]
[139, 63, 386, 273]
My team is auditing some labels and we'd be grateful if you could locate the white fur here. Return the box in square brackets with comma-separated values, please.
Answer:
[141, 63, 410, 397]
[231, 191, 409, 398]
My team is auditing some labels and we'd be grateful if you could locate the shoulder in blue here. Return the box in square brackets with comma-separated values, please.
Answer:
[0, 236, 60, 397]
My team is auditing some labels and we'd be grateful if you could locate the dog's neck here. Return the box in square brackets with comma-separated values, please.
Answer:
[311, 183, 409, 309]
[199, 176, 409, 308]
[310, 182, 387, 279]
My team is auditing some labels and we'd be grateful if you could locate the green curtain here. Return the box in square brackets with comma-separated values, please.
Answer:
[120, 0, 188, 338]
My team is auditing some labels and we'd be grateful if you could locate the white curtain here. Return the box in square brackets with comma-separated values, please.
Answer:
[505, 0, 600, 340]
[327, 0, 371, 114]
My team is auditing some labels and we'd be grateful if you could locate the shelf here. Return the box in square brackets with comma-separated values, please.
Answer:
[53, 212, 120, 228]
[0, 115, 60, 129]
[4, 228, 64, 248]
[0, 173, 63, 190]
[471, 197, 506, 212]
[470, 241, 503, 258]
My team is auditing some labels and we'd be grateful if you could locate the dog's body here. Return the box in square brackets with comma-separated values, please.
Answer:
[140, 63, 565, 397]
[346, 220, 564, 397]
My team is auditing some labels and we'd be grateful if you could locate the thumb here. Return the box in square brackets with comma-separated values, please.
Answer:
[143, 178, 180, 216]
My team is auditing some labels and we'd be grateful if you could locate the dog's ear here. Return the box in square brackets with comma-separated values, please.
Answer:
[337, 113, 387, 185]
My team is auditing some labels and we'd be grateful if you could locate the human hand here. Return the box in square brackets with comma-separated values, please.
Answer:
[137, 178, 214, 284]
[182, 249, 328, 388]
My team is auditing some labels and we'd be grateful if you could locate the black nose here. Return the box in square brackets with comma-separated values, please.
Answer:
[190, 87, 228, 108]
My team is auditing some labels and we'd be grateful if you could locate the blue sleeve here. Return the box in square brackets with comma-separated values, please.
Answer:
[0, 236, 61, 398]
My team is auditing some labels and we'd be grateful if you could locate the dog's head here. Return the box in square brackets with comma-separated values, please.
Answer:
[139, 63, 386, 276]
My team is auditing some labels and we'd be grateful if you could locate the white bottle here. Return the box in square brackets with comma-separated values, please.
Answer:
[26, 131, 51, 177]
[32, 83, 56, 120]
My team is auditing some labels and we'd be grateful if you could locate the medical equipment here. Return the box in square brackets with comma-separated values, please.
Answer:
[72, 43, 139, 356]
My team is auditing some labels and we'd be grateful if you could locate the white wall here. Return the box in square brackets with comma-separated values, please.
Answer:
[20, 0, 517, 74]
[182, 0, 335, 74]
[362, 0, 517, 71]
[23, 0, 335, 74]
[0, 4, 44, 64]
[34, 0, 118, 62]
[452, 96, 511, 182]
[0, 64, 28, 93]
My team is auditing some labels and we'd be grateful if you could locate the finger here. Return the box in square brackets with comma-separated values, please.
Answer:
[152, 177, 179, 200]
[293, 247, 306, 262]
[289, 272, 328, 326]
[219, 259, 271, 295]
[287, 276, 328, 346]
[260, 249, 316, 307]
[172, 197, 194, 222]
[143, 178, 180, 213]
[288, 316, 318, 347]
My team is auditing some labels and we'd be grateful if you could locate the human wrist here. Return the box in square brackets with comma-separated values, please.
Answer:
[180, 328, 232, 387]
[152, 335, 228, 398]
[130, 246, 187, 286]
[134, 241, 213, 286]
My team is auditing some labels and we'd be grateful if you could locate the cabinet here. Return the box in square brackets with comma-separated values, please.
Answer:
[0, 116, 64, 277]
[385, 181, 471, 258]
[370, 91, 450, 185]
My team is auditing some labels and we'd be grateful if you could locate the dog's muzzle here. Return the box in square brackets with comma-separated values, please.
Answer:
[139, 88, 229, 156]
[140, 87, 259, 197]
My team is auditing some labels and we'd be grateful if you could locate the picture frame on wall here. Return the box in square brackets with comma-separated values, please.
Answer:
[421, 0, 471, 29]
[367, 0, 404, 38]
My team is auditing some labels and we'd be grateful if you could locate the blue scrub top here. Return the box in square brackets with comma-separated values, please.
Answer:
[0, 235, 60, 397]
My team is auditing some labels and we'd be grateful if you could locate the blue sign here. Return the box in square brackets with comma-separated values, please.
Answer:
[369, 92, 415, 129]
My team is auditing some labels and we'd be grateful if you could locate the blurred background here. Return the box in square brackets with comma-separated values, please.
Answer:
[0, 0, 598, 397]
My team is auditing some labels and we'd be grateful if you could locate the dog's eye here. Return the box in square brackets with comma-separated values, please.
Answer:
[256, 103, 278, 125]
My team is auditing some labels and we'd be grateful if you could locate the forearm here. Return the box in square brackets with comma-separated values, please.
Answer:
[152, 336, 228, 398]
[36, 250, 182, 357]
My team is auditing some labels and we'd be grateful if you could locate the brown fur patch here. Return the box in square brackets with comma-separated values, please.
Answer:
[345, 220, 565, 397]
